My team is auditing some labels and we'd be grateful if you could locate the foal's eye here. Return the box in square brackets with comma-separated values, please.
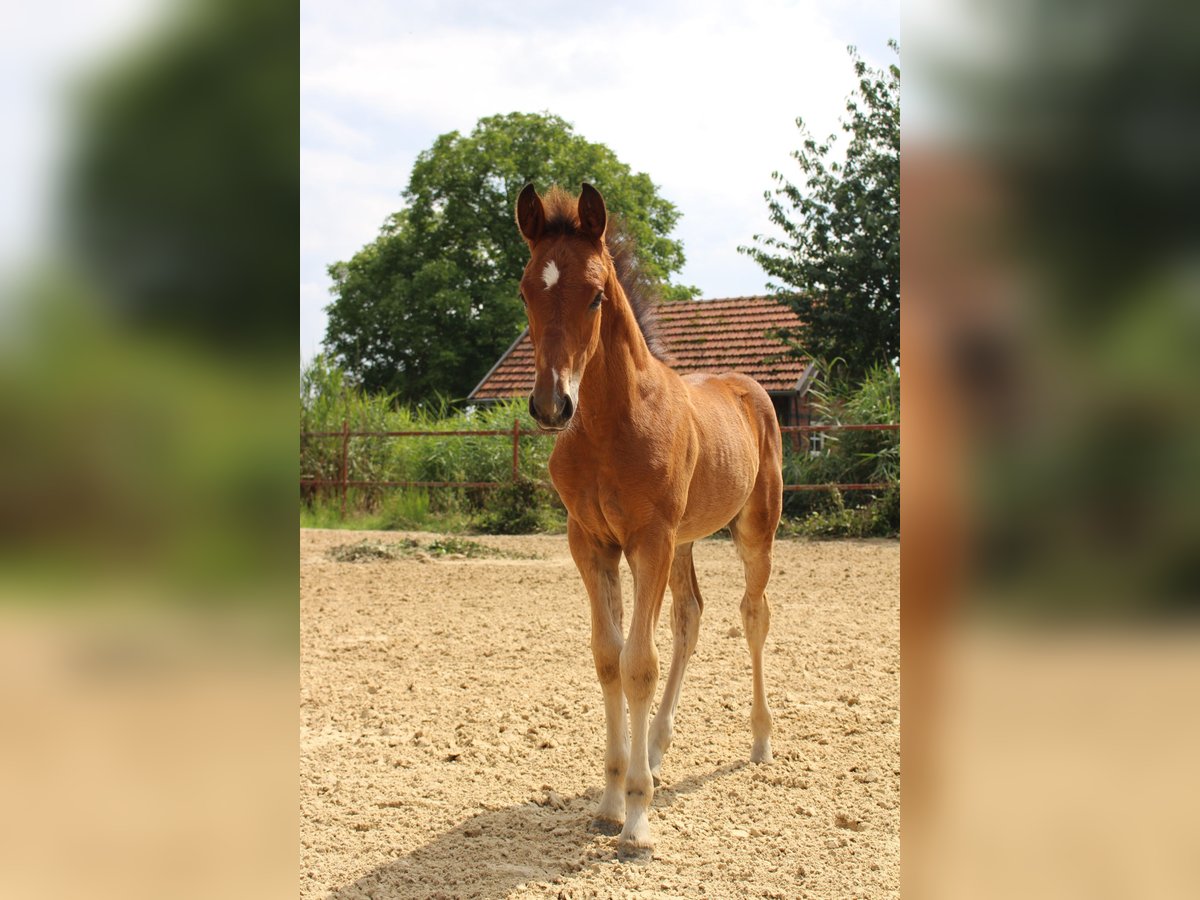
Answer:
[589, 292, 603, 310]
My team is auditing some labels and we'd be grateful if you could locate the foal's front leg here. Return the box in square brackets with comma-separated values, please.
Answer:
[619, 530, 674, 859]
[567, 520, 627, 832]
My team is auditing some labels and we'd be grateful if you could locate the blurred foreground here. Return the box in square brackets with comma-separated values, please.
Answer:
[905, 0, 1200, 895]
[0, 0, 296, 897]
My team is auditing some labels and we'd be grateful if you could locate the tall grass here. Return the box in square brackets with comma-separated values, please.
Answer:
[299, 487, 475, 532]
[300, 354, 400, 509]
[300, 354, 553, 526]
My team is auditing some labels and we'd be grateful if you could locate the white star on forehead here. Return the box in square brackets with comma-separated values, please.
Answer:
[541, 260, 559, 290]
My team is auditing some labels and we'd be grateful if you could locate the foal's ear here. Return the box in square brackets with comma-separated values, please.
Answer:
[516, 183, 545, 245]
[578, 183, 607, 243]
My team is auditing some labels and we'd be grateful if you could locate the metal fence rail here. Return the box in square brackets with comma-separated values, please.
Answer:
[300, 420, 899, 517]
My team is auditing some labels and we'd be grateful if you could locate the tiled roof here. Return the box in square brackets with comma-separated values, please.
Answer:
[470, 296, 810, 400]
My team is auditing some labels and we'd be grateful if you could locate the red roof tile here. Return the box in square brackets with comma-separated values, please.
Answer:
[470, 296, 809, 399]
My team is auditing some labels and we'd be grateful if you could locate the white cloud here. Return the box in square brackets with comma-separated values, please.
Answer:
[301, 106, 374, 153]
[300, 147, 403, 259]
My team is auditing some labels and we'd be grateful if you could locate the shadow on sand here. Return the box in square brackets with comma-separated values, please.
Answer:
[325, 761, 748, 900]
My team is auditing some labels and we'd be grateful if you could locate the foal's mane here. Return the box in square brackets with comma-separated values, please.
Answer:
[540, 186, 672, 363]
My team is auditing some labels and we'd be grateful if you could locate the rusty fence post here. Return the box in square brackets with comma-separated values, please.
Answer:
[340, 418, 349, 519]
[512, 419, 520, 483]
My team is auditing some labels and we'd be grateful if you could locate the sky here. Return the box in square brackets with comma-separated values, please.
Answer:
[300, 0, 899, 365]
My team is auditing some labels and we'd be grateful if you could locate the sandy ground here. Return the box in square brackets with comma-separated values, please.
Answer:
[300, 529, 899, 899]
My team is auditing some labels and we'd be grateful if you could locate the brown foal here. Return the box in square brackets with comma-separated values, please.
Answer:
[515, 183, 783, 860]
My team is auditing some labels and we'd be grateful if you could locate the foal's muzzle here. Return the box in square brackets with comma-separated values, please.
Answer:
[528, 391, 574, 430]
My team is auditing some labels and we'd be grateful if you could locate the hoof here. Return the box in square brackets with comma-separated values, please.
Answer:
[617, 843, 653, 864]
[750, 737, 773, 765]
[587, 817, 623, 836]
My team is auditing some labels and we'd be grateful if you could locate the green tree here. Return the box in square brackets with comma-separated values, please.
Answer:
[324, 112, 696, 402]
[741, 42, 899, 382]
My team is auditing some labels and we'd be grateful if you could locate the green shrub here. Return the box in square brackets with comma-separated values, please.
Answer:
[783, 484, 898, 539]
[476, 478, 564, 535]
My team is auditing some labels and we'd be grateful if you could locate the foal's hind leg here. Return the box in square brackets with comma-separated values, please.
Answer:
[732, 479, 782, 764]
[648, 543, 703, 785]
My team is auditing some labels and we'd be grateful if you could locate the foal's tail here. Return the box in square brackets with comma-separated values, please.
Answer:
[726, 372, 784, 490]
